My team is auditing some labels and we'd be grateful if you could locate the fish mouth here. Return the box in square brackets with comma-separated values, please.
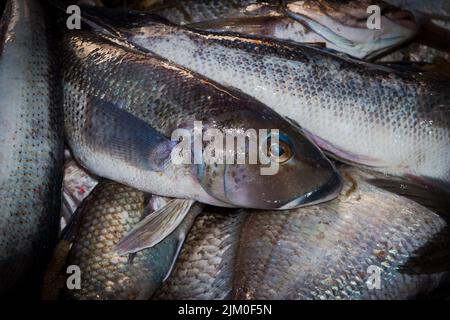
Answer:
[279, 169, 342, 209]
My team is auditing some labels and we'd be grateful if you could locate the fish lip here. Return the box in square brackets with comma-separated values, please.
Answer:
[278, 169, 343, 209]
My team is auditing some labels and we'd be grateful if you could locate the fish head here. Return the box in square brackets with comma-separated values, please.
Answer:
[285, 0, 418, 59]
[196, 104, 342, 210]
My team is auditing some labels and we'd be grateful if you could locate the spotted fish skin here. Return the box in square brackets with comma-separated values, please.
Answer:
[113, 21, 450, 188]
[157, 167, 450, 300]
[0, 0, 64, 297]
[61, 181, 199, 300]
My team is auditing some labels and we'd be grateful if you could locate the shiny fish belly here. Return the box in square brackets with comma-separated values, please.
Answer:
[0, 0, 64, 297]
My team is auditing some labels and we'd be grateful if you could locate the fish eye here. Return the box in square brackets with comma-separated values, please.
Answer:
[268, 139, 293, 163]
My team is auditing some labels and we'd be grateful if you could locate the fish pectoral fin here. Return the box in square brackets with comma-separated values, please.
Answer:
[115, 199, 196, 255]
[84, 96, 176, 172]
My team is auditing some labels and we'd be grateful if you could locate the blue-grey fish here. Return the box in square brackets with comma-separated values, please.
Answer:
[0, 0, 64, 297]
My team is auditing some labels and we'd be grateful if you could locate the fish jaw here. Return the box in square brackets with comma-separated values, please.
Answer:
[278, 167, 342, 209]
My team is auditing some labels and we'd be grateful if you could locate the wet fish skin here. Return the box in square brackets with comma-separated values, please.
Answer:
[60, 181, 200, 300]
[157, 167, 450, 300]
[232, 173, 449, 300]
[0, 0, 64, 297]
[88, 16, 450, 188]
[154, 209, 247, 300]
[62, 31, 341, 210]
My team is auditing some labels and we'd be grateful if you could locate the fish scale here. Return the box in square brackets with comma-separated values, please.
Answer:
[233, 171, 448, 299]
[59, 180, 199, 300]
[154, 209, 247, 300]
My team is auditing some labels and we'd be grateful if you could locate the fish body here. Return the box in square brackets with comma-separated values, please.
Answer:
[84, 15, 450, 189]
[141, 0, 417, 59]
[60, 181, 200, 300]
[0, 0, 64, 297]
[62, 31, 341, 210]
[156, 167, 450, 300]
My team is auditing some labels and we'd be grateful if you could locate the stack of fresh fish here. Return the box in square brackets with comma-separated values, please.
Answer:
[78, 4, 450, 190]
[1, 0, 449, 300]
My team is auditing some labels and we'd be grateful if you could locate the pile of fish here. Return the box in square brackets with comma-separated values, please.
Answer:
[1, 0, 449, 300]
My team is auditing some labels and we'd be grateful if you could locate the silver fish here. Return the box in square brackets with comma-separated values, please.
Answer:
[156, 167, 450, 300]
[76, 11, 450, 190]
[62, 31, 341, 253]
[378, 42, 450, 64]
[0, 0, 64, 297]
[43, 181, 201, 300]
